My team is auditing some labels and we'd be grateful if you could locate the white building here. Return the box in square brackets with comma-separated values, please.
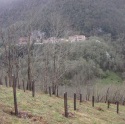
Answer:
[68, 35, 86, 42]
[30, 30, 45, 43]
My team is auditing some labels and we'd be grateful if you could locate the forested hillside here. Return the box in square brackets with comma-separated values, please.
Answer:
[0, 0, 125, 86]
[0, 0, 125, 99]
[0, 0, 125, 37]
[1, 2, 125, 123]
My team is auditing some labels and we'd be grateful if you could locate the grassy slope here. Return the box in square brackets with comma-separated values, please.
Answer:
[0, 86, 125, 124]
[97, 72, 123, 84]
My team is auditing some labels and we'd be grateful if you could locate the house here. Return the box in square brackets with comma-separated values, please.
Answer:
[30, 30, 45, 43]
[43, 37, 58, 44]
[18, 37, 28, 45]
[43, 35, 86, 44]
[17, 30, 46, 45]
[68, 35, 86, 42]
[58, 38, 69, 43]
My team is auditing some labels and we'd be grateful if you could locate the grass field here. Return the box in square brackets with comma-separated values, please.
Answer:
[0, 86, 125, 124]
[97, 71, 123, 84]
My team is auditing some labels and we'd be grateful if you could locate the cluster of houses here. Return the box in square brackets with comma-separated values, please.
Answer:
[17, 30, 86, 45]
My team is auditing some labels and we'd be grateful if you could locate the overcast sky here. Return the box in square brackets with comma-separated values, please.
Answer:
[0, 0, 17, 2]
[0, 0, 18, 4]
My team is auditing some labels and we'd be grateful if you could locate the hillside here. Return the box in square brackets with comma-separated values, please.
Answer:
[0, 86, 125, 124]
[0, 0, 125, 37]
[0, 1, 125, 123]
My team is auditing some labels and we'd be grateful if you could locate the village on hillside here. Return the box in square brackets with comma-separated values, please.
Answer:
[17, 30, 86, 45]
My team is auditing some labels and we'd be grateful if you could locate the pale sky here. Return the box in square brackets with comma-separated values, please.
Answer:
[0, 0, 17, 2]
[0, 0, 18, 4]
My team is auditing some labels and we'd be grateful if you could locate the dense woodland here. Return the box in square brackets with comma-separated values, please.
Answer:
[0, 0, 125, 94]
[0, 0, 125, 37]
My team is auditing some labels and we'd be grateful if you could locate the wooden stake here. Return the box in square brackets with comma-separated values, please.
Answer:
[92, 96, 94, 107]
[56, 86, 59, 97]
[80, 94, 82, 103]
[22, 80, 25, 92]
[64, 92, 68, 117]
[26, 81, 28, 90]
[117, 101, 119, 114]
[12, 75, 18, 116]
[49, 87, 51, 97]
[5, 76, 8, 87]
[74, 93, 76, 110]
[32, 80, 35, 97]
[108, 100, 110, 109]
